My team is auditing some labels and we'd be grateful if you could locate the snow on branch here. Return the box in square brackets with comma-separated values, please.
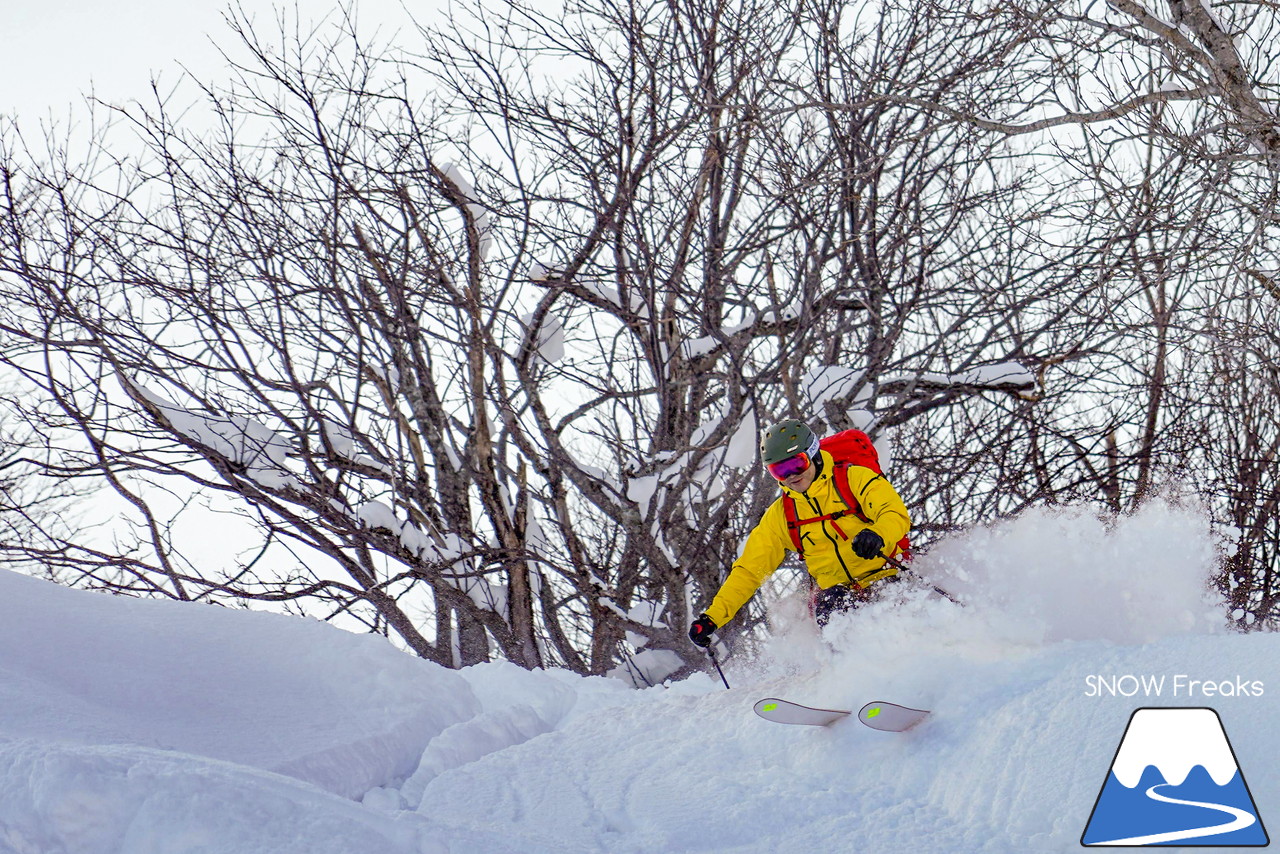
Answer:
[121, 378, 301, 492]
[871, 87, 1214, 137]
[319, 419, 392, 475]
[355, 499, 462, 564]
[883, 362, 1039, 399]
[802, 361, 1039, 434]
[678, 302, 803, 364]
[435, 162, 495, 261]
[518, 308, 565, 365]
[806, 366, 872, 429]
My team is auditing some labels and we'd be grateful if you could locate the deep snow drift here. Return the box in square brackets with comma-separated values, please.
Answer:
[2, 498, 1277, 853]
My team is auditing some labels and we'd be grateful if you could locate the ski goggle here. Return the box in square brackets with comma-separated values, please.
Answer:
[766, 452, 812, 481]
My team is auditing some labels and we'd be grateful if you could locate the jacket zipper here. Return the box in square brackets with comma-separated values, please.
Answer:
[806, 493, 855, 584]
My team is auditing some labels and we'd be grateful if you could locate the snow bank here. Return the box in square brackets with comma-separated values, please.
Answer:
[411, 626, 1280, 853]
[0, 740, 427, 854]
[0, 569, 479, 800]
[398, 662, 582, 808]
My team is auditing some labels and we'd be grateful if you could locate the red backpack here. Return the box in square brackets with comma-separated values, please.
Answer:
[781, 429, 911, 560]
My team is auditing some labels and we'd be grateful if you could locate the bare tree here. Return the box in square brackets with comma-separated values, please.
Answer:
[13, 0, 1259, 678]
[0, 393, 87, 579]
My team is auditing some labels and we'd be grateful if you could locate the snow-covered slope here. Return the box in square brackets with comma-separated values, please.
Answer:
[0, 569, 479, 801]
[2, 498, 1277, 853]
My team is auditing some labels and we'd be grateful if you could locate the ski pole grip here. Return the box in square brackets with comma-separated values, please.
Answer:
[879, 551, 909, 571]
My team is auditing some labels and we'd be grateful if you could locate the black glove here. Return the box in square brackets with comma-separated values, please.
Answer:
[688, 614, 717, 648]
[852, 528, 885, 560]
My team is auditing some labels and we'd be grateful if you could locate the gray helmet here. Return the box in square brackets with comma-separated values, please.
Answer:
[760, 419, 819, 465]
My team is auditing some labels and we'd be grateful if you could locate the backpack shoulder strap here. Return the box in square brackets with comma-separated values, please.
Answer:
[831, 462, 878, 526]
[781, 494, 805, 556]
[831, 462, 864, 519]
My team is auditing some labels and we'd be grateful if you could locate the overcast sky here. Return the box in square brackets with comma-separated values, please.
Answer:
[3, 0, 425, 124]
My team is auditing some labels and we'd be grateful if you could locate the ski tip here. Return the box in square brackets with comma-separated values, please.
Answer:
[858, 700, 929, 715]
[753, 697, 851, 727]
[857, 700, 931, 732]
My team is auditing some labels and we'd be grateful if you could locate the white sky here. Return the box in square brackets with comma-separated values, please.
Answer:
[2, 0, 427, 124]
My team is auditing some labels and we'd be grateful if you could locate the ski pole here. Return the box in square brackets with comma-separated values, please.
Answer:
[706, 645, 731, 690]
[879, 551, 962, 605]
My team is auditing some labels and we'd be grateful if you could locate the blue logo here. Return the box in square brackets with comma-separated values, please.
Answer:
[1082, 708, 1268, 847]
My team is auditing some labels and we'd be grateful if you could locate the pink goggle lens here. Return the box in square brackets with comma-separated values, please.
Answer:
[766, 452, 811, 481]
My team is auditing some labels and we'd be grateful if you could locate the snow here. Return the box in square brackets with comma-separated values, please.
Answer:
[626, 402, 756, 523]
[0, 741, 432, 853]
[628, 599, 666, 629]
[528, 261, 560, 283]
[4, 497, 1279, 852]
[954, 361, 1036, 388]
[724, 408, 758, 468]
[1111, 708, 1238, 787]
[356, 498, 401, 532]
[0, 569, 478, 805]
[438, 162, 493, 261]
[131, 384, 300, 490]
[804, 365, 879, 430]
[805, 365, 869, 412]
[759, 300, 802, 325]
[681, 334, 719, 360]
[624, 472, 660, 514]
[322, 418, 390, 473]
[321, 418, 360, 459]
[925, 498, 1221, 645]
[680, 312, 759, 360]
[356, 500, 461, 562]
[881, 362, 1037, 396]
[520, 309, 565, 364]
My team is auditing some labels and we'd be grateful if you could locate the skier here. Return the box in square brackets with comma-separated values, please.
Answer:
[688, 419, 911, 648]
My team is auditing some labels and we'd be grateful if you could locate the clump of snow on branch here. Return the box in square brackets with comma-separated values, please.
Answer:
[610, 592, 683, 688]
[356, 500, 462, 564]
[759, 299, 802, 324]
[806, 366, 873, 431]
[528, 260, 562, 283]
[950, 361, 1036, 387]
[438, 162, 494, 260]
[679, 297, 802, 362]
[680, 311, 759, 360]
[129, 383, 299, 491]
[519, 309, 565, 364]
[626, 403, 757, 527]
[885, 361, 1035, 392]
[623, 600, 668, 650]
[321, 418, 390, 474]
[723, 409, 757, 469]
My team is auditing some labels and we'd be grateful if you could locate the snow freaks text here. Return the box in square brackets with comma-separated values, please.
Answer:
[1084, 675, 1265, 699]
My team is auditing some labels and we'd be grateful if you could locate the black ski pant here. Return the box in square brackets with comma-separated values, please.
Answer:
[812, 574, 900, 627]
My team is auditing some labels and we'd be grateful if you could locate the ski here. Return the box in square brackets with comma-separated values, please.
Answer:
[753, 697, 850, 726]
[858, 700, 930, 732]
[753, 697, 931, 731]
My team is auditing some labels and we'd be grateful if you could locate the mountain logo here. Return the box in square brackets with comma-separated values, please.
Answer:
[1081, 707, 1269, 847]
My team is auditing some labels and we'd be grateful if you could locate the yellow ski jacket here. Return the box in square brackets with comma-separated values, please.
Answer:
[704, 450, 911, 628]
